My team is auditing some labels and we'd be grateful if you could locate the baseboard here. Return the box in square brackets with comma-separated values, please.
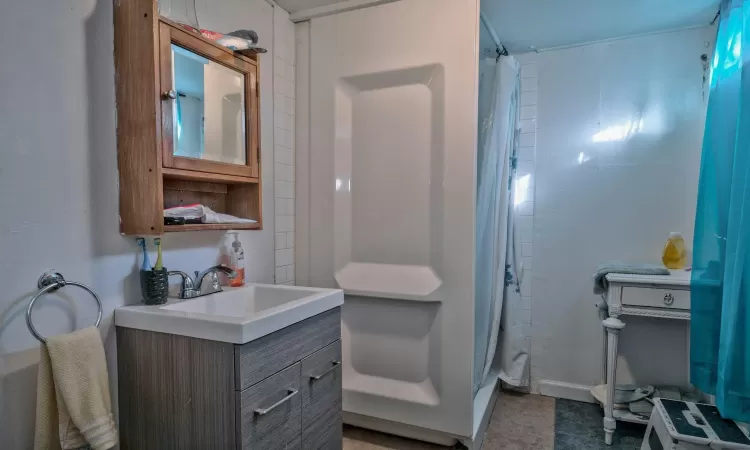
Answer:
[538, 379, 596, 404]
[343, 411, 459, 447]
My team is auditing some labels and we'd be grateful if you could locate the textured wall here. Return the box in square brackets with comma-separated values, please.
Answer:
[0, 0, 281, 446]
[523, 27, 714, 395]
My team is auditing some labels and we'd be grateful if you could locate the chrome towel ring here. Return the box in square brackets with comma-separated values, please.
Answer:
[26, 270, 103, 343]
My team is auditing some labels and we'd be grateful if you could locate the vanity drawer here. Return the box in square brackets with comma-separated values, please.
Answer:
[235, 307, 341, 390]
[621, 286, 690, 310]
[237, 362, 302, 450]
[301, 340, 342, 450]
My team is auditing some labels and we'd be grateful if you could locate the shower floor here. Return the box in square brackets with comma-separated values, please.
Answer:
[343, 390, 646, 449]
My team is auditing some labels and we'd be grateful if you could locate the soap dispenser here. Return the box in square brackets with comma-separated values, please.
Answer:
[228, 232, 246, 287]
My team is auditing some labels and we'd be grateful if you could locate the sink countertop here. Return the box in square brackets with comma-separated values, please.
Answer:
[115, 283, 343, 344]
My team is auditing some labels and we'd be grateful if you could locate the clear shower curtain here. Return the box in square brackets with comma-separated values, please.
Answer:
[474, 56, 529, 396]
[691, 0, 750, 422]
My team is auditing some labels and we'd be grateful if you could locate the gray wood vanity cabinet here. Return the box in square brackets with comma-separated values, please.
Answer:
[116, 307, 342, 450]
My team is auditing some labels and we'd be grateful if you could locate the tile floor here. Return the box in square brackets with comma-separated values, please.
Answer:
[342, 391, 646, 450]
[554, 399, 645, 450]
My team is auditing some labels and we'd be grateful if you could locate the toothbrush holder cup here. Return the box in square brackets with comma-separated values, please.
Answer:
[140, 268, 169, 305]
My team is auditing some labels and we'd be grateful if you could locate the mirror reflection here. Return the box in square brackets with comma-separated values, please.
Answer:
[171, 44, 247, 165]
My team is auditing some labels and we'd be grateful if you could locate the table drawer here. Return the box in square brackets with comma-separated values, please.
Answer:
[235, 308, 341, 390]
[621, 286, 690, 310]
[237, 362, 301, 450]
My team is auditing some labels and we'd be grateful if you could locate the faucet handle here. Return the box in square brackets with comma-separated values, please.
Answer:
[167, 271, 196, 298]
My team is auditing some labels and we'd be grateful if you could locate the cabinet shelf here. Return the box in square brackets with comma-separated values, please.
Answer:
[164, 222, 261, 232]
[162, 168, 259, 185]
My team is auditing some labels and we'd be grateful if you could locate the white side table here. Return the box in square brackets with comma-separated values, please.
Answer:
[599, 270, 691, 445]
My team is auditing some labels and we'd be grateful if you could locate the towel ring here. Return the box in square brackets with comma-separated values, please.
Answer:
[26, 270, 103, 343]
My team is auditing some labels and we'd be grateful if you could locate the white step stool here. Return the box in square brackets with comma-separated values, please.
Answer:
[641, 398, 750, 450]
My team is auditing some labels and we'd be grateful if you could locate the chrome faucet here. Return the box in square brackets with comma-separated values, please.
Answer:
[195, 265, 237, 294]
[168, 265, 237, 299]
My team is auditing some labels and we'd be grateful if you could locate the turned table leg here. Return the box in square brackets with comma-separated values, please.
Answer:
[602, 316, 625, 445]
[599, 305, 608, 385]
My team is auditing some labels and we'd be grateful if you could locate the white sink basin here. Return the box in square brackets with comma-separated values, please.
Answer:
[115, 283, 343, 344]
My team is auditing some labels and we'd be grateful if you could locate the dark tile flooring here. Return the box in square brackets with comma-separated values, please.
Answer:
[554, 399, 645, 450]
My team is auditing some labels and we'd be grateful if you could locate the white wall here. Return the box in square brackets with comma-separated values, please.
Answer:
[274, 6, 297, 285]
[0, 0, 292, 446]
[295, 0, 479, 437]
[519, 27, 715, 396]
[512, 54, 539, 379]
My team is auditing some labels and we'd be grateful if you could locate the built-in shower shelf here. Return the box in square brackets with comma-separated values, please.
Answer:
[335, 263, 442, 299]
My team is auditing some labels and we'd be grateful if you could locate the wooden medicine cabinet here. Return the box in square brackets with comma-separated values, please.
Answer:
[114, 0, 262, 235]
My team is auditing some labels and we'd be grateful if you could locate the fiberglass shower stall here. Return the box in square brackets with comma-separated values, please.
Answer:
[295, 0, 520, 446]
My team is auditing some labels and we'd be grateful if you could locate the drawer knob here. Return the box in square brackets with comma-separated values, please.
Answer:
[663, 293, 674, 305]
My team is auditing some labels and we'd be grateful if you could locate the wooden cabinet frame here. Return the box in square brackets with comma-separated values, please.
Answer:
[159, 19, 260, 180]
[114, 0, 263, 235]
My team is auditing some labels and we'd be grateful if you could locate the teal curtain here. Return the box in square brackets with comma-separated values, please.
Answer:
[691, 0, 750, 422]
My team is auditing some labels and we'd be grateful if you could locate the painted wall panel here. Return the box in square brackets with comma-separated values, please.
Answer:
[0, 0, 278, 446]
[301, 0, 479, 437]
[529, 27, 715, 392]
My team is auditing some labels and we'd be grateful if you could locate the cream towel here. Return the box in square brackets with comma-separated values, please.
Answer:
[34, 327, 118, 450]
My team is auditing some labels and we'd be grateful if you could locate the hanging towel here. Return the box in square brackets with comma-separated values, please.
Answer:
[593, 263, 669, 295]
[34, 327, 117, 450]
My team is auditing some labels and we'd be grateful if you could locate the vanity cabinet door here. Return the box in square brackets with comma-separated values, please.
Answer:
[237, 362, 301, 450]
[300, 340, 342, 450]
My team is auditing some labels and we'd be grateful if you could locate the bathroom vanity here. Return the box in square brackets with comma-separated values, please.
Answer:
[115, 284, 344, 449]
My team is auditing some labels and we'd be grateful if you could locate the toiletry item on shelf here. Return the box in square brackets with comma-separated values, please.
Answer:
[153, 238, 163, 270]
[164, 217, 202, 226]
[229, 232, 246, 287]
[136, 238, 151, 271]
[228, 29, 259, 45]
[662, 232, 687, 269]
[227, 29, 268, 55]
[164, 204, 257, 225]
[177, 25, 268, 54]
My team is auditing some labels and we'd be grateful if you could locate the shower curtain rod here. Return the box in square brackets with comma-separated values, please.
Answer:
[480, 11, 508, 57]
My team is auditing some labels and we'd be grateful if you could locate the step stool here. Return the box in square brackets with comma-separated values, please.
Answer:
[642, 398, 750, 450]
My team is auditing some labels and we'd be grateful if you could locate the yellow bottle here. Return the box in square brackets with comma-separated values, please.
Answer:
[662, 232, 687, 269]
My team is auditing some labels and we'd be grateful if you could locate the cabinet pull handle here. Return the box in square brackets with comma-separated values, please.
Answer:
[254, 389, 298, 416]
[310, 361, 342, 381]
[663, 293, 674, 305]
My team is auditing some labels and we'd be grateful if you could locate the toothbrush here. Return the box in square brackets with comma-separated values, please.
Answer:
[137, 238, 152, 271]
[153, 238, 163, 271]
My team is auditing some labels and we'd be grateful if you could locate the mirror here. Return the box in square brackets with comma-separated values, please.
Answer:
[171, 44, 247, 165]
